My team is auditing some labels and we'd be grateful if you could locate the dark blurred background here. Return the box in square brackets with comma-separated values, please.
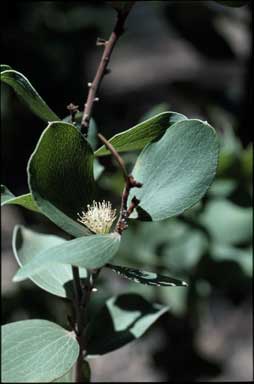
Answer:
[1, 1, 253, 382]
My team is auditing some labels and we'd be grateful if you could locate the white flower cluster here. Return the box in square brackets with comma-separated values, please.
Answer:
[77, 200, 117, 234]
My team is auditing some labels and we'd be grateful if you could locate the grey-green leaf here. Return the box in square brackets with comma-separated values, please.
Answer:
[28, 121, 96, 237]
[95, 111, 187, 156]
[13, 232, 121, 282]
[1, 185, 40, 213]
[1, 319, 79, 383]
[0, 69, 59, 122]
[86, 293, 169, 356]
[106, 263, 188, 287]
[12, 226, 87, 298]
[129, 119, 219, 221]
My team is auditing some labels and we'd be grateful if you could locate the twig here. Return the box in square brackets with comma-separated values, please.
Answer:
[97, 132, 128, 181]
[81, 7, 134, 135]
[116, 177, 142, 234]
[97, 133, 142, 235]
[72, 6, 135, 381]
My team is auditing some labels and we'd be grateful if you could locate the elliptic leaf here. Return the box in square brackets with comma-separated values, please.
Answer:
[1, 185, 39, 213]
[0, 69, 59, 122]
[28, 122, 96, 237]
[13, 232, 121, 282]
[106, 263, 188, 286]
[129, 119, 219, 221]
[86, 293, 169, 356]
[1, 319, 79, 383]
[12, 226, 87, 298]
[95, 112, 186, 156]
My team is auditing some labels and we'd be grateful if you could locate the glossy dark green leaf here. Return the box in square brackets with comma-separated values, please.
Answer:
[0, 69, 59, 122]
[106, 263, 188, 286]
[86, 293, 168, 356]
[129, 119, 219, 221]
[1, 320, 79, 383]
[28, 121, 96, 237]
[95, 111, 186, 156]
[199, 199, 252, 245]
[12, 226, 87, 298]
[13, 232, 121, 282]
[1, 185, 39, 213]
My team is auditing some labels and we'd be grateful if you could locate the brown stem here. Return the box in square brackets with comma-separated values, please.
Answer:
[97, 132, 128, 181]
[116, 176, 142, 234]
[81, 8, 133, 135]
[72, 6, 135, 381]
[97, 133, 142, 235]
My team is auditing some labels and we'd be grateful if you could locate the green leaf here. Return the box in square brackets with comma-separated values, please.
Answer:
[0, 69, 59, 122]
[28, 121, 96, 237]
[1, 319, 79, 383]
[199, 199, 252, 245]
[106, 263, 188, 287]
[12, 226, 87, 298]
[95, 111, 187, 156]
[129, 119, 219, 221]
[13, 232, 121, 282]
[86, 293, 168, 356]
[1, 185, 40, 213]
